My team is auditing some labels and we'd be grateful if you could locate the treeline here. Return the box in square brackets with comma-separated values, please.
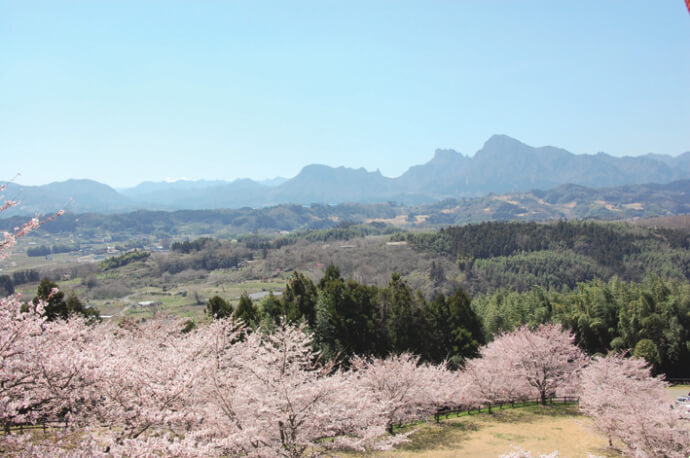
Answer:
[0, 270, 41, 296]
[206, 267, 690, 377]
[164, 227, 397, 275]
[395, 220, 690, 292]
[232, 223, 399, 253]
[171, 237, 214, 253]
[101, 250, 150, 270]
[396, 221, 655, 263]
[26, 243, 80, 257]
[273, 223, 398, 247]
[207, 267, 485, 368]
[0, 203, 401, 238]
[472, 276, 690, 377]
[159, 238, 253, 274]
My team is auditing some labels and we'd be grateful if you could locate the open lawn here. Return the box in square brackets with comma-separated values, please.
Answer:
[343, 404, 620, 458]
[667, 385, 690, 402]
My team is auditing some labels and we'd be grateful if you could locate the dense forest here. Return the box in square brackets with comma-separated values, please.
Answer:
[7, 218, 690, 378]
[195, 266, 690, 377]
[472, 276, 690, 377]
[394, 221, 690, 293]
[202, 266, 485, 369]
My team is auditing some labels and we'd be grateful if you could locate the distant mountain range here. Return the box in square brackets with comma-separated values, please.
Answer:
[1, 180, 688, 236]
[2, 135, 689, 216]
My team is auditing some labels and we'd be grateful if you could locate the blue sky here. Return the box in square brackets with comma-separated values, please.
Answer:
[1, 1, 689, 188]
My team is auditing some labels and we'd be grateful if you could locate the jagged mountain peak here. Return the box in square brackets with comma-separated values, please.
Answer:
[3, 135, 689, 215]
[296, 164, 383, 178]
[432, 148, 463, 162]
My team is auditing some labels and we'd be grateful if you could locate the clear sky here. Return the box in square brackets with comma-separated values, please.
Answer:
[1, 1, 689, 188]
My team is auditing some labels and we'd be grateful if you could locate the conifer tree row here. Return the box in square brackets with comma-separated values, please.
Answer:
[207, 265, 485, 366]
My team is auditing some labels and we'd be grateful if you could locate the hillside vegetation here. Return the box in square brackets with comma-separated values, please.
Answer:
[5, 218, 689, 379]
[1, 180, 689, 237]
[396, 220, 689, 293]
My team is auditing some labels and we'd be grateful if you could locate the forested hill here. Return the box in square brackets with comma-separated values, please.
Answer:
[1, 180, 689, 237]
[396, 221, 690, 293]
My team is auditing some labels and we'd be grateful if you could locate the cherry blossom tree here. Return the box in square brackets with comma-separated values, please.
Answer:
[191, 321, 400, 457]
[580, 353, 690, 457]
[464, 342, 533, 410]
[86, 318, 211, 445]
[478, 324, 586, 405]
[0, 295, 47, 429]
[22, 315, 102, 426]
[348, 352, 461, 434]
[0, 185, 605, 456]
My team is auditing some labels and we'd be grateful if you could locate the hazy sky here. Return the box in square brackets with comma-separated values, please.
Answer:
[2, 1, 689, 188]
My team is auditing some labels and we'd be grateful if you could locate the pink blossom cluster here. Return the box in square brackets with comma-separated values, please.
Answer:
[0, 310, 461, 456]
[580, 353, 690, 457]
[0, 183, 63, 259]
[2, 299, 687, 457]
[465, 324, 586, 406]
[1, 208, 685, 456]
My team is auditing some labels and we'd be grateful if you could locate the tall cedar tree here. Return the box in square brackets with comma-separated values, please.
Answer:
[206, 295, 233, 319]
[282, 271, 318, 326]
[381, 272, 415, 354]
[234, 292, 257, 325]
[314, 265, 383, 361]
[421, 287, 484, 368]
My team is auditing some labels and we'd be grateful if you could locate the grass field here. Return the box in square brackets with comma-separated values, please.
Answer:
[344, 404, 620, 458]
[667, 384, 690, 402]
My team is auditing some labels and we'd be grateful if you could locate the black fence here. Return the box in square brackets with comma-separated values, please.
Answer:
[3, 420, 69, 436]
[6, 396, 581, 437]
[433, 396, 580, 423]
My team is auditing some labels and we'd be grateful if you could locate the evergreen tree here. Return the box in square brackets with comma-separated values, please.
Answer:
[282, 271, 318, 325]
[421, 287, 484, 368]
[380, 272, 414, 354]
[206, 295, 233, 319]
[258, 292, 283, 325]
[32, 279, 98, 321]
[234, 292, 258, 325]
[65, 292, 99, 322]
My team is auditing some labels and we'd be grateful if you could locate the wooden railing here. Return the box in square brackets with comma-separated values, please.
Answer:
[433, 396, 580, 423]
[3, 420, 69, 436]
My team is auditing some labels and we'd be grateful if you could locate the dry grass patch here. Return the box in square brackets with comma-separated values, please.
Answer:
[667, 384, 690, 402]
[343, 405, 621, 457]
